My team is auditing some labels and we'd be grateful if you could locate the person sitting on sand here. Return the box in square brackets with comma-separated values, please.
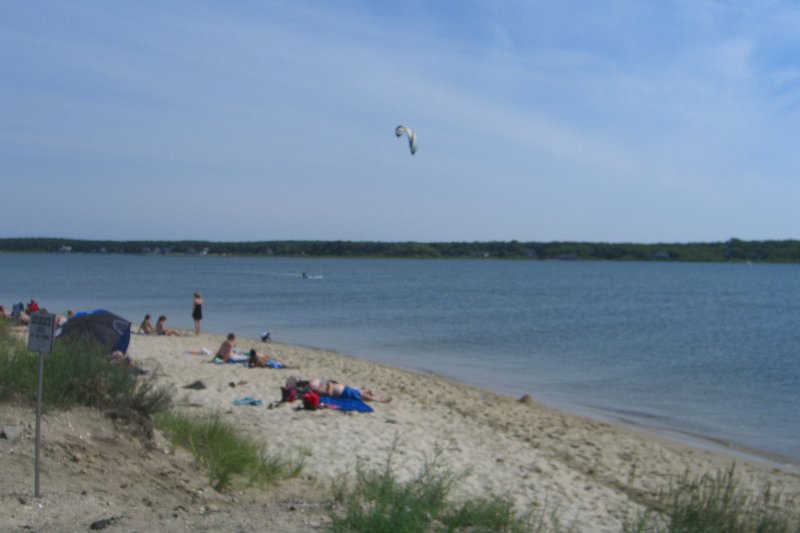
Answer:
[56, 309, 75, 327]
[309, 378, 391, 403]
[216, 333, 236, 362]
[155, 315, 179, 336]
[138, 314, 155, 334]
[13, 308, 30, 325]
[247, 349, 299, 369]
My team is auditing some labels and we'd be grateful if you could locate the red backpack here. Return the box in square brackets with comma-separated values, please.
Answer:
[302, 391, 320, 410]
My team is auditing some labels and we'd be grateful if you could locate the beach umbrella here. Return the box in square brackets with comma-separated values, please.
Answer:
[58, 310, 131, 354]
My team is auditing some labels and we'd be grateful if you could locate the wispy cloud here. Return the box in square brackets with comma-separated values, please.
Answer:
[1, 0, 798, 241]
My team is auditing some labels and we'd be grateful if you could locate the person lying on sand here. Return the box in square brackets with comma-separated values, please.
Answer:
[247, 349, 299, 369]
[216, 333, 236, 362]
[309, 378, 391, 403]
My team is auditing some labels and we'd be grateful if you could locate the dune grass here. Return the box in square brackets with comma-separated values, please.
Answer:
[327, 451, 541, 533]
[0, 321, 171, 417]
[154, 411, 304, 491]
[625, 465, 800, 533]
[328, 457, 798, 533]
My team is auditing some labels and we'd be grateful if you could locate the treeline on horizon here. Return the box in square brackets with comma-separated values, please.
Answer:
[2, 237, 800, 263]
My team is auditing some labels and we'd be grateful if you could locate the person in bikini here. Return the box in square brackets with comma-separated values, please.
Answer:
[309, 378, 391, 402]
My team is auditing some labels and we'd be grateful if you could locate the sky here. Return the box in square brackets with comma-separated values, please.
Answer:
[1, 1, 799, 243]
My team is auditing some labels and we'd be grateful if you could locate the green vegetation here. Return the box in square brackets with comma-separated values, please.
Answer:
[2, 237, 800, 262]
[625, 466, 799, 533]
[327, 456, 799, 533]
[154, 411, 303, 491]
[0, 323, 300, 492]
[327, 451, 542, 533]
[0, 321, 171, 418]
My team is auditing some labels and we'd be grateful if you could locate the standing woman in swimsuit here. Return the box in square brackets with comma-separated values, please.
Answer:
[192, 292, 203, 335]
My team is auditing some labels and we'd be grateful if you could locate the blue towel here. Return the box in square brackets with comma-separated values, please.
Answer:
[320, 396, 373, 413]
[232, 397, 262, 406]
[212, 356, 248, 365]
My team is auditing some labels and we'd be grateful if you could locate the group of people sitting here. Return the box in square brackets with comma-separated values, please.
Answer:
[0, 300, 35, 325]
[213, 333, 391, 403]
[212, 333, 299, 369]
[137, 314, 181, 336]
[0, 300, 73, 328]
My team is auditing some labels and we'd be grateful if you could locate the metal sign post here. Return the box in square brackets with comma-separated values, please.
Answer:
[27, 312, 55, 498]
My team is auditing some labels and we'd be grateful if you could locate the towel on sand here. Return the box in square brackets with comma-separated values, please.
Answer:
[212, 354, 248, 365]
[232, 397, 262, 406]
[320, 396, 373, 413]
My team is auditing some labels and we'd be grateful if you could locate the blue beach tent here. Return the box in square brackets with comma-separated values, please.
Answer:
[59, 310, 131, 354]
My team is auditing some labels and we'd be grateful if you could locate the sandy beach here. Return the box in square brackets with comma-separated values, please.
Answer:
[2, 331, 799, 532]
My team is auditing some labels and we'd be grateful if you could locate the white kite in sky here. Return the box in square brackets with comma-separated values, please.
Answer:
[395, 125, 417, 155]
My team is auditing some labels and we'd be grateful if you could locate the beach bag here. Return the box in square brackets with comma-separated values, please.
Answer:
[281, 386, 297, 403]
[302, 391, 320, 410]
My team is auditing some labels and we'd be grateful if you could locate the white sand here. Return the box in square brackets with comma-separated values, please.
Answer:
[2, 331, 799, 532]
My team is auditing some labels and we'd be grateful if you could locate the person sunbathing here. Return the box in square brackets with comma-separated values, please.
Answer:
[247, 349, 299, 369]
[309, 378, 391, 402]
[216, 333, 236, 362]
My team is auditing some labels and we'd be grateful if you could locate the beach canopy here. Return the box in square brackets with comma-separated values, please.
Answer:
[59, 310, 131, 354]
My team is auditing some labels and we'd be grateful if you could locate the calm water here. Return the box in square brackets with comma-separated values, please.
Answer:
[2, 253, 798, 466]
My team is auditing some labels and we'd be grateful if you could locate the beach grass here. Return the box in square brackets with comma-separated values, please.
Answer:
[327, 450, 540, 533]
[154, 411, 304, 491]
[625, 465, 800, 533]
[0, 322, 171, 417]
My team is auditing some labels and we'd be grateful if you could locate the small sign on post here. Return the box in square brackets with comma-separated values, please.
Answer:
[27, 311, 55, 498]
[28, 312, 56, 353]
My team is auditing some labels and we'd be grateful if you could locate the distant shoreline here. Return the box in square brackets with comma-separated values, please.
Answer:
[2, 237, 800, 263]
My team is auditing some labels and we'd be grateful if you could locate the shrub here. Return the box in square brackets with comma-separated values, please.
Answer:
[154, 411, 303, 491]
[626, 465, 800, 533]
[328, 452, 534, 533]
[0, 326, 171, 418]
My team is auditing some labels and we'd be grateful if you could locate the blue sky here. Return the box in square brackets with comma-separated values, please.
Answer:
[2, 1, 798, 243]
